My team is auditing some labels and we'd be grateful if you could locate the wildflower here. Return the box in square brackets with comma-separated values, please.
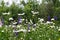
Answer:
[27, 23, 31, 32]
[46, 21, 54, 25]
[13, 28, 19, 36]
[13, 28, 18, 32]
[1, 30, 4, 32]
[17, 25, 21, 28]
[39, 18, 44, 24]
[47, 16, 51, 21]
[2, 12, 10, 15]
[31, 11, 39, 14]
[18, 13, 25, 15]
[13, 22, 17, 25]
[20, 29, 27, 32]
[2, 13, 7, 15]
[9, 18, 14, 21]
[0, 19, 3, 27]
[54, 16, 57, 20]
[12, 21, 17, 28]
[58, 29, 60, 31]
[27, 23, 30, 30]
[12, 25, 16, 27]
[51, 18, 54, 21]
[7, 12, 10, 15]
[1, 17, 4, 25]
[31, 11, 34, 13]
[46, 21, 52, 24]
[18, 19, 22, 24]
[17, 17, 22, 24]
[50, 25, 55, 28]
[33, 12, 39, 14]
[28, 29, 30, 32]
[40, 18, 44, 22]
[9, 25, 11, 27]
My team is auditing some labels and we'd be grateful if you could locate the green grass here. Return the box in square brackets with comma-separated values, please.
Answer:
[0, 22, 60, 40]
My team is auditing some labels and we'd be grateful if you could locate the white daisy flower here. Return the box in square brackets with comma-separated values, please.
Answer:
[58, 29, 60, 31]
[17, 25, 21, 28]
[9, 18, 13, 20]
[0, 25, 2, 27]
[9, 25, 12, 27]
[12, 25, 16, 27]
[7, 12, 10, 15]
[50, 25, 55, 28]
[2, 12, 10, 15]
[1, 30, 4, 32]
[28, 30, 30, 32]
[46, 21, 54, 25]
[2, 13, 7, 15]
[51, 18, 54, 21]
[40, 18, 44, 22]
[14, 22, 17, 24]
[18, 13, 25, 15]
[31, 11, 34, 13]
[46, 21, 51, 24]
[31, 11, 39, 14]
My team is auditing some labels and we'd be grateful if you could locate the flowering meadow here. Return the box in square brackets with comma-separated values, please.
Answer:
[0, 19, 60, 40]
[0, 0, 60, 40]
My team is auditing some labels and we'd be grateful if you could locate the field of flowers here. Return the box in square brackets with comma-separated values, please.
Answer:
[0, 18, 60, 40]
[0, 0, 60, 40]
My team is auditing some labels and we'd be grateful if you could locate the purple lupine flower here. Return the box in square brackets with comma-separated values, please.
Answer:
[47, 16, 51, 21]
[13, 27, 18, 37]
[27, 23, 30, 30]
[0, 21, 2, 26]
[54, 16, 57, 20]
[27, 23, 31, 32]
[1, 17, 4, 25]
[0, 19, 3, 27]
[17, 17, 22, 24]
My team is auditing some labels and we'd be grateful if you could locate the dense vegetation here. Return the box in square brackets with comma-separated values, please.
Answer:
[0, 0, 60, 40]
[0, 0, 60, 24]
